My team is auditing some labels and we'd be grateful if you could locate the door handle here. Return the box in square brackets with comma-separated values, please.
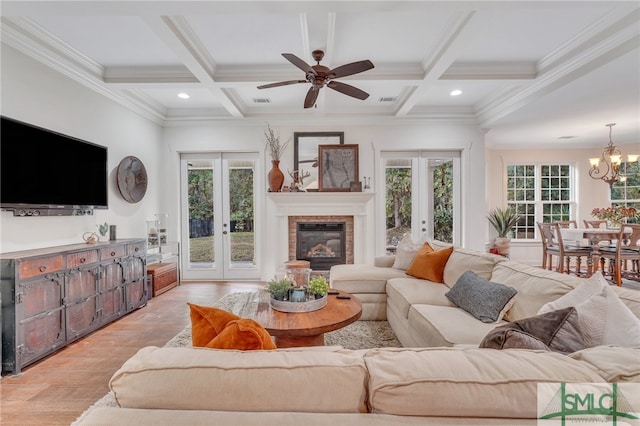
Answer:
[223, 231, 228, 235]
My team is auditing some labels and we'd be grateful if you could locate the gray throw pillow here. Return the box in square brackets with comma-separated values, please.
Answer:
[480, 307, 586, 354]
[445, 270, 517, 323]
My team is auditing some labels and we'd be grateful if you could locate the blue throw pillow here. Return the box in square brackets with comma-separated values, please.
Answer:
[445, 270, 518, 323]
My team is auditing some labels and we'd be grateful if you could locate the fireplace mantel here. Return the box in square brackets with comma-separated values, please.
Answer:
[264, 192, 375, 279]
[267, 192, 374, 216]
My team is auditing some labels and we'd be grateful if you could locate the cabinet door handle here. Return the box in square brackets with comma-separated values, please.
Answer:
[80, 258, 86, 264]
[111, 251, 116, 256]
[39, 265, 47, 272]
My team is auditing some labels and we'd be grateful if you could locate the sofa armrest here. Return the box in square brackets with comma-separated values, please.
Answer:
[374, 256, 395, 268]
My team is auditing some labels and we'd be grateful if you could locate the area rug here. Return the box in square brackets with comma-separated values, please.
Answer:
[72, 291, 400, 424]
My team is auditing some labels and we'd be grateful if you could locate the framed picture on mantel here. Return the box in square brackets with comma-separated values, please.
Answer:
[294, 132, 344, 190]
[318, 144, 359, 192]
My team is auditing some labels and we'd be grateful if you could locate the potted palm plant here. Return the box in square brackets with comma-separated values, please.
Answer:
[487, 207, 520, 257]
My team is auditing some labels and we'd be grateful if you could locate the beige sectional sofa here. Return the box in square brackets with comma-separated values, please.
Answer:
[77, 344, 639, 425]
[330, 240, 640, 348]
[76, 240, 640, 425]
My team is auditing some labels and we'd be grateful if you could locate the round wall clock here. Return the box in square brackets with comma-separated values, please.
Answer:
[116, 156, 148, 203]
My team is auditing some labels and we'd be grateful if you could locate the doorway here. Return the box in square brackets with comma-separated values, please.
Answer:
[381, 151, 461, 249]
[179, 152, 260, 280]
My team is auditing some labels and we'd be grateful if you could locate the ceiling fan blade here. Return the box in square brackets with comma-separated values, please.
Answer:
[329, 60, 374, 79]
[304, 87, 320, 108]
[282, 53, 317, 76]
[327, 81, 369, 100]
[257, 80, 307, 89]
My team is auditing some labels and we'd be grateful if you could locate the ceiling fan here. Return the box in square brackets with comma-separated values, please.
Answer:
[257, 50, 374, 108]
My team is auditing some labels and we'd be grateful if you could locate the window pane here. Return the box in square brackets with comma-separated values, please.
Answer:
[385, 163, 412, 246]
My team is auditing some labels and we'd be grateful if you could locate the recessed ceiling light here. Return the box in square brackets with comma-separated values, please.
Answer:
[450, 89, 462, 96]
[177, 92, 190, 99]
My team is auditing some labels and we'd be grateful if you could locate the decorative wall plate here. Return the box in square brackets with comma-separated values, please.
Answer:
[116, 156, 147, 203]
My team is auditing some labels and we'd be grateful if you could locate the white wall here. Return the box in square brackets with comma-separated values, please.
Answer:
[0, 45, 164, 253]
[163, 120, 488, 275]
[485, 144, 638, 264]
[0, 44, 489, 264]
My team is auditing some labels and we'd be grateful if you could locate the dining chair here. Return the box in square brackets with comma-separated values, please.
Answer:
[583, 220, 607, 229]
[538, 222, 592, 276]
[538, 222, 561, 271]
[596, 224, 640, 286]
[554, 222, 593, 277]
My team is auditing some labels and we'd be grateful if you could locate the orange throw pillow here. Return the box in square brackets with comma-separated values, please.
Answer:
[210, 318, 276, 350]
[187, 303, 276, 350]
[406, 244, 454, 283]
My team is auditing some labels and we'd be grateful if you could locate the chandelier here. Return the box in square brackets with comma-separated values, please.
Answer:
[588, 123, 639, 188]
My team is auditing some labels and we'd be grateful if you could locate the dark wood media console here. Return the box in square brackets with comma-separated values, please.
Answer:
[0, 239, 148, 375]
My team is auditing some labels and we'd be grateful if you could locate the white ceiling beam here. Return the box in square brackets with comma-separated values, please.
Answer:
[477, 7, 640, 126]
[0, 17, 166, 124]
[142, 15, 244, 118]
[395, 10, 476, 117]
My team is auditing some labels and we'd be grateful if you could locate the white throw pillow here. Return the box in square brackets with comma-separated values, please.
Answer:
[391, 235, 424, 270]
[539, 272, 640, 348]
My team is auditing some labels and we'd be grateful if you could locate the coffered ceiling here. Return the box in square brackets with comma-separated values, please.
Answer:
[1, 1, 639, 149]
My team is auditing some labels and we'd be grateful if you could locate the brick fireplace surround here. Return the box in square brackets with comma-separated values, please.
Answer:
[265, 192, 375, 278]
[288, 215, 354, 267]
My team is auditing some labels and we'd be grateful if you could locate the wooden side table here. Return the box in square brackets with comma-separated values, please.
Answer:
[147, 262, 178, 297]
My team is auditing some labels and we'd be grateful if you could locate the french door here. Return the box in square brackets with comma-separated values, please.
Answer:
[179, 152, 260, 280]
[381, 151, 461, 248]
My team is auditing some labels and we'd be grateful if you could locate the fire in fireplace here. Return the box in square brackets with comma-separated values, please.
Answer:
[296, 222, 346, 270]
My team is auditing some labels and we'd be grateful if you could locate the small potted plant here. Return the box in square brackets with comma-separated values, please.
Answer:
[97, 222, 109, 241]
[308, 276, 329, 299]
[265, 276, 294, 301]
[487, 207, 520, 257]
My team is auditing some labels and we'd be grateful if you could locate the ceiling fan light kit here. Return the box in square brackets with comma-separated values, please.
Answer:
[258, 50, 374, 108]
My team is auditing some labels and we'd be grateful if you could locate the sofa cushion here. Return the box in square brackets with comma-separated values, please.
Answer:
[407, 304, 504, 347]
[330, 264, 407, 294]
[538, 272, 640, 348]
[489, 261, 583, 321]
[568, 346, 640, 382]
[611, 285, 640, 318]
[442, 248, 504, 288]
[391, 234, 424, 270]
[445, 270, 517, 323]
[386, 277, 453, 320]
[110, 346, 368, 413]
[77, 408, 443, 426]
[364, 347, 605, 418]
[406, 245, 453, 283]
[480, 307, 585, 354]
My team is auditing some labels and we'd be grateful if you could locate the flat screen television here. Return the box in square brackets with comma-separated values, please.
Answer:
[1, 116, 108, 215]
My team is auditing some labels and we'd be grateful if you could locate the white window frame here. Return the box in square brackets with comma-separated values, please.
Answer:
[506, 162, 577, 240]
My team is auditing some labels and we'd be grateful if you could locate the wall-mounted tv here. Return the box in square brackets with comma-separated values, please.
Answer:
[1, 116, 108, 216]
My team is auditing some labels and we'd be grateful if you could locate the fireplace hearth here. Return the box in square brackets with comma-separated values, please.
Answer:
[296, 222, 346, 270]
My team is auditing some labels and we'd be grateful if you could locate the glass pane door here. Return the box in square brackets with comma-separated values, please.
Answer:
[383, 151, 460, 251]
[180, 152, 259, 280]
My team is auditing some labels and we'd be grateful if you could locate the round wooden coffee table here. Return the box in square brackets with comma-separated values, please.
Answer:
[254, 290, 362, 348]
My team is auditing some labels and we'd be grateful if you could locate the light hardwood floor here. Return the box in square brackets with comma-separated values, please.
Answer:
[0, 281, 264, 426]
